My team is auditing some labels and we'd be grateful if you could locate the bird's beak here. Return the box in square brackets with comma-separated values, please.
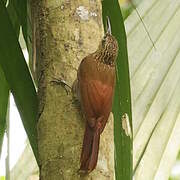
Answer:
[106, 16, 112, 35]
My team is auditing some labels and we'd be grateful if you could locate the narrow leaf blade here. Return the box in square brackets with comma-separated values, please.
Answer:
[0, 1, 38, 163]
[0, 66, 9, 158]
[102, 1, 133, 179]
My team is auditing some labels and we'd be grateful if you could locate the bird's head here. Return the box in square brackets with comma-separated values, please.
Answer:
[97, 17, 118, 66]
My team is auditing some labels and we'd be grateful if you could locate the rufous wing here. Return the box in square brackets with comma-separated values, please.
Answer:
[78, 57, 115, 172]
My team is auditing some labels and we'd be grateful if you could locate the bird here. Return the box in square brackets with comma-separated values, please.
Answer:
[74, 17, 119, 173]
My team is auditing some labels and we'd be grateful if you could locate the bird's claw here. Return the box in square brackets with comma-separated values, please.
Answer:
[50, 77, 72, 95]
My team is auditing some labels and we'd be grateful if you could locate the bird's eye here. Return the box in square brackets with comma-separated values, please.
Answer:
[102, 37, 106, 46]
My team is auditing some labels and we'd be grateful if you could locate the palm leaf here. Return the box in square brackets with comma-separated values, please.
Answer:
[0, 66, 9, 157]
[0, 1, 38, 163]
[127, 0, 180, 179]
[102, 1, 133, 179]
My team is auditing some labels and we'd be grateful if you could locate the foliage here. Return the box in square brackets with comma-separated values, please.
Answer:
[102, 0, 132, 180]
[0, 0, 38, 163]
[0, 66, 9, 157]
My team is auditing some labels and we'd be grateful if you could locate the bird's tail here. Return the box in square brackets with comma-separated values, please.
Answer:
[80, 123, 100, 173]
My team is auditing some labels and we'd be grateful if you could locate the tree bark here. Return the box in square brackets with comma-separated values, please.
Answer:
[31, 0, 114, 179]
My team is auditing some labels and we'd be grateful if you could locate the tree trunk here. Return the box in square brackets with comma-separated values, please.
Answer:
[31, 0, 114, 179]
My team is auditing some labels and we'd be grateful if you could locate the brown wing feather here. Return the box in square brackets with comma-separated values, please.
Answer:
[78, 55, 115, 172]
[78, 56, 115, 130]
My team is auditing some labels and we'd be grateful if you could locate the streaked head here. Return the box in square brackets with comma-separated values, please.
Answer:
[98, 17, 118, 65]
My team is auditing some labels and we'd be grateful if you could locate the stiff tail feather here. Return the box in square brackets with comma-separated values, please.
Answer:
[80, 123, 100, 173]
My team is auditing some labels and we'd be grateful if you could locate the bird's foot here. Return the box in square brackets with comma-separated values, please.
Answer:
[50, 76, 72, 95]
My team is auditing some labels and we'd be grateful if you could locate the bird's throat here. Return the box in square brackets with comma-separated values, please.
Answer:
[94, 50, 115, 66]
